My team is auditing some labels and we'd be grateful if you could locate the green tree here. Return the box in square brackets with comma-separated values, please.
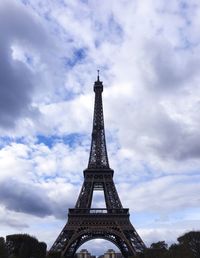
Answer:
[137, 241, 168, 258]
[6, 234, 47, 258]
[177, 231, 200, 258]
[35, 242, 47, 258]
[150, 241, 168, 250]
[130, 231, 200, 258]
[46, 251, 61, 258]
[167, 243, 181, 258]
[168, 242, 194, 258]
[0, 237, 8, 258]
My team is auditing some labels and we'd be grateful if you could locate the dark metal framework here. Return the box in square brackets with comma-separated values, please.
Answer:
[49, 75, 146, 257]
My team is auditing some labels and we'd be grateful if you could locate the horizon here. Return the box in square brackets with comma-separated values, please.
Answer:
[0, 0, 200, 256]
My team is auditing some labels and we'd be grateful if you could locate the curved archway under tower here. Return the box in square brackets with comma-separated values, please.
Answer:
[76, 238, 122, 257]
[61, 227, 134, 258]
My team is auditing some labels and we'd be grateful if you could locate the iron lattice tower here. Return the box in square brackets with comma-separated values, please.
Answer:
[49, 74, 146, 257]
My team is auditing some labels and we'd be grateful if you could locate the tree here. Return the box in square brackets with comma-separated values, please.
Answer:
[46, 251, 61, 258]
[35, 242, 47, 258]
[129, 231, 200, 258]
[0, 237, 8, 258]
[150, 241, 168, 250]
[177, 231, 200, 258]
[6, 234, 47, 258]
[135, 241, 168, 258]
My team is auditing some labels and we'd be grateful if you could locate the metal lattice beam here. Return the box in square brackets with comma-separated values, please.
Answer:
[88, 76, 109, 169]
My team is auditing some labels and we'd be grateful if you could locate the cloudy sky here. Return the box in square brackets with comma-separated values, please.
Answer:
[0, 0, 200, 256]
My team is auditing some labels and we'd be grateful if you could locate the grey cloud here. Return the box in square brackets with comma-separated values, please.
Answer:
[0, 179, 75, 219]
[0, 180, 52, 217]
[143, 39, 200, 93]
[174, 133, 200, 160]
[93, 14, 124, 45]
[0, 1, 48, 48]
[141, 104, 200, 161]
[0, 44, 34, 128]
[120, 39, 200, 162]
[0, 1, 48, 128]
[122, 174, 200, 214]
[118, 96, 200, 162]
[143, 108, 185, 159]
[141, 108, 200, 161]
[0, 217, 29, 229]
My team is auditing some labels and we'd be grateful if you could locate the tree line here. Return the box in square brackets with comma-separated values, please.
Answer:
[0, 231, 199, 258]
[0, 234, 46, 258]
[133, 231, 200, 258]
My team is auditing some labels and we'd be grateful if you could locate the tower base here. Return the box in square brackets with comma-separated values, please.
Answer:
[49, 209, 145, 258]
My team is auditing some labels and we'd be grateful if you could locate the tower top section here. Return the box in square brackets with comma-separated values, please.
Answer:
[94, 70, 103, 92]
[87, 73, 110, 170]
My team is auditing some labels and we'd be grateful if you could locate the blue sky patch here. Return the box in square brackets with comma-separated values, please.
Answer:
[36, 133, 88, 148]
[0, 136, 25, 148]
[65, 48, 87, 67]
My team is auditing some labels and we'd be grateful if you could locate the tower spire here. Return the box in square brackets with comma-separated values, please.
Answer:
[87, 73, 109, 169]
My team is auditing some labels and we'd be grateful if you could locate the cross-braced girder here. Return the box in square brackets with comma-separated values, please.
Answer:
[75, 170, 122, 210]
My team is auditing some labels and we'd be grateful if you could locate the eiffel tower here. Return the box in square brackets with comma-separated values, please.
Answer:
[49, 72, 146, 257]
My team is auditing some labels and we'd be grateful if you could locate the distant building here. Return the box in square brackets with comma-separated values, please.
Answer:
[103, 249, 123, 258]
[115, 254, 124, 258]
[104, 249, 115, 258]
[75, 248, 124, 258]
[76, 249, 92, 258]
